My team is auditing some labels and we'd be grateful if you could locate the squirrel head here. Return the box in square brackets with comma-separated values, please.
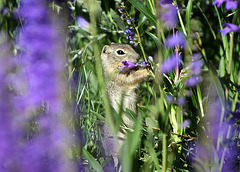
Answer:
[101, 43, 140, 74]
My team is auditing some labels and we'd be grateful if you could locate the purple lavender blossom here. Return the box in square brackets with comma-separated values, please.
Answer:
[0, 33, 24, 172]
[130, 17, 135, 23]
[159, 0, 173, 6]
[220, 23, 240, 35]
[16, 0, 74, 171]
[125, 28, 135, 36]
[212, 0, 226, 7]
[177, 97, 186, 106]
[142, 61, 148, 68]
[191, 53, 201, 60]
[186, 76, 202, 87]
[212, 0, 238, 9]
[1, 8, 9, 16]
[191, 60, 204, 75]
[77, 16, 89, 29]
[160, 54, 180, 73]
[118, 7, 123, 13]
[165, 32, 185, 48]
[159, 2, 178, 28]
[225, 0, 238, 10]
[119, 61, 140, 71]
[165, 94, 174, 103]
[180, 119, 191, 129]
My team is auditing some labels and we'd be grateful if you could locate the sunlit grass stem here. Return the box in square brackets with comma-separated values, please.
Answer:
[87, 0, 115, 133]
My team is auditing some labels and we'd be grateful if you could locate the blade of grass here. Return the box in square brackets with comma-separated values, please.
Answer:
[128, 0, 156, 26]
[185, 0, 193, 35]
[82, 148, 104, 172]
[146, 31, 161, 48]
[197, 3, 216, 40]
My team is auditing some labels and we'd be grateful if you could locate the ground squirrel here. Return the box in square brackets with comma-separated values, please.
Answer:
[101, 43, 149, 169]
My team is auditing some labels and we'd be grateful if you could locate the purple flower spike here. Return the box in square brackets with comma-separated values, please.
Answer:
[127, 19, 131, 25]
[161, 54, 180, 73]
[191, 53, 201, 60]
[159, 0, 173, 6]
[165, 94, 174, 103]
[160, 4, 178, 28]
[118, 7, 123, 13]
[225, 0, 238, 9]
[186, 76, 202, 87]
[180, 120, 191, 129]
[120, 61, 140, 71]
[165, 33, 185, 48]
[177, 97, 186, 106]
[125, 28, 135, 36]
[191, 60, 204, 75]
[220, 23, 240, 36]
[142, 61, 148, 68]
[212, 0, 226, 7]
[77, 16, 89, 29]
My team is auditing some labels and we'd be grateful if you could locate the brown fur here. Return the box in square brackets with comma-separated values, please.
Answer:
[101, 43, 148, 169]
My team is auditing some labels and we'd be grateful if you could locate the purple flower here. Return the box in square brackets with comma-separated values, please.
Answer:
[225, 0, 238, 10]
[177, 97, 186, 106]
[191, 60, 204, 75]
[160, 54, 180, 73]
[125, 28, 135, 36]
[130, 17, 135, 22]
[186, 76, 202, 87]
[180, 120, 191, 129]
[1, 8, 9, 16]
[212, 0, 238, 9]
[212, 0, 226, 7]
[76, 16, 89, 29]
[118, 7, 123, 13]
[127, 19, 131, 25]
[159, 0, 173, 6]
[220, 23, 240, 35]
[159, 3, 178, 28]
[165, 94, 174, 103]
[119, 61, 140, 71]
[16, 0, 74, 171]
[128, 35, 135, 41]
[142, 61, 148, 68]
[191, 53, 201, 60]
[0, 33, 24, 172]
[165, 32, 185, 48]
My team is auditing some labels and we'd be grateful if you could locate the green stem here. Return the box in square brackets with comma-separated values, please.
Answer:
[176, 7, 187, 36]
[227, 32, 234, 77]
[87, 0, 115, 133]
[162, 133, 167, 172]
[135, 27, 148, 62]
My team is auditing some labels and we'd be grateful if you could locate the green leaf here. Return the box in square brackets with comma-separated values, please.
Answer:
[122, 115, 142, 172]
[219, 55, 225, 77]
[197, 4, 216, 40]
[146, 31, 160, 48]
[128, 0, 156, 26]
[82, 148, 104, 172]
[110, 9, 125, 30]
[185, 0, 193, 35]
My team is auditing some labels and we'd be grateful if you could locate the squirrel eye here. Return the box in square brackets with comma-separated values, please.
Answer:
[116, 50, 125, 55]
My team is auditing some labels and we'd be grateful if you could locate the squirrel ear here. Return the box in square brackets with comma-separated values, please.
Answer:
[102, 45, 109, 54]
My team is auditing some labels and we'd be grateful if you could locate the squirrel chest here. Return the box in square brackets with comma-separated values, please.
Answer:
[101, 43, 148, 116]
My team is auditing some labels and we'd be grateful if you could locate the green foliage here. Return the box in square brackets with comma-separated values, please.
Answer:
[2, 0, 240, 171]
